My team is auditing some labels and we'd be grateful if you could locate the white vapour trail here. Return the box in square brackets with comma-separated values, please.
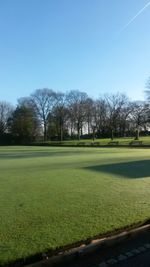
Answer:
[121, 1, 150, 32]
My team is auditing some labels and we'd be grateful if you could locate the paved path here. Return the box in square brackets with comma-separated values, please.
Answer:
[59, 228, 150, 267]
[98, 243, 150, 267]
[112, 250, 150, 267]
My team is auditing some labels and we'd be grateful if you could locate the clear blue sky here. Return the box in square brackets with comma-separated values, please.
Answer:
[0, 0, 150, 104]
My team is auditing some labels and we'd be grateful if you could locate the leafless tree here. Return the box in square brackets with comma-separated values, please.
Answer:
[92, 98, 108, 138]
[0, 101, 13, 135]
[129, 102, 149, 140]
[49, 92, 68, 141]
[30, 88, 56, 141]
[105, 93, 129, 140]
[66, 90, 88, 140]
[84, 97, 94, 135]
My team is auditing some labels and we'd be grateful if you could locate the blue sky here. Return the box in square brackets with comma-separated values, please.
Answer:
[0, 0, 150, 105]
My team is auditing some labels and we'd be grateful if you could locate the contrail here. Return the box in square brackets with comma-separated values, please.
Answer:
[121, 1, 150, 32]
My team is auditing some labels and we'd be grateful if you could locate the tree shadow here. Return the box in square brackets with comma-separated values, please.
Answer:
[85, 160, 150, 179]
[0, 150, 87, 160]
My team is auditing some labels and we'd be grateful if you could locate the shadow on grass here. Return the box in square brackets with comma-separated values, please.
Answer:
[85, 160, 150, 179]
[0, 150, 88, 160]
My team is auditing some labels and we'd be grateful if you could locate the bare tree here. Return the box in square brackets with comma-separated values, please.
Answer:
[30, 88, 56, 141]
[0, 101, 13, 135]
[66, 90, 88, 140]
[105, 93, 129, 140]
[50, 92, 68, 141]
[129, 102, 148, 140]
[84, 97, 94, 135]
[92, 98, 108, 138]
[117, 102, 133, 137]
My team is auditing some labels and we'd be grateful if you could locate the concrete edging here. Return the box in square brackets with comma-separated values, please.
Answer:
[26, 223, 150, 267]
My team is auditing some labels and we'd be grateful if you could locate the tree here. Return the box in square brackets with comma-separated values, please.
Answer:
[66, 90, 88, 140]
[0, 101, 13, 136]
[129, 102, 148, 140]
[105, 93, 129, 140]
[84, 97, 94, 135]
[8, 103, 40, 143]
[117, 102, 133, 137]
[92, 98, 108, 138]
[47, 92, 69, 141]
[30, 88, 56, 141]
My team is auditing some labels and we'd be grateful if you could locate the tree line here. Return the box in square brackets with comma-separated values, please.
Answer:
[0, 84, 150, 144]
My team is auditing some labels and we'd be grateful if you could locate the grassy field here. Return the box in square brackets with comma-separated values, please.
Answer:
[0, 146, 150, 264]
[34, 136, 150, 146]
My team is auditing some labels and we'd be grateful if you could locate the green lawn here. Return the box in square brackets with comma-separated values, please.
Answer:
[35, 136, 150, 146]
[0, 146, 150, 264]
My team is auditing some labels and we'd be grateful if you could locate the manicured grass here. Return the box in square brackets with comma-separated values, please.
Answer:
[0, 146, 150, 264]
[35, 136, 150, 146]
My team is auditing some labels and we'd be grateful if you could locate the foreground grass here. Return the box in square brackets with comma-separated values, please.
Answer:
[0, 146, 150, 264]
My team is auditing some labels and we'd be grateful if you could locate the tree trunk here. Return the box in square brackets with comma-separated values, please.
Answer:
[135, 128, 139, 140]
[77, 126, 80, 140]
[44, 122, 47, 141]
[111, 129, 114, 140]
[92, 127, 95, 141]
[88, 120, 90, 135]
[60, 121, 63, 142]
[81, 123, 83, 136]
